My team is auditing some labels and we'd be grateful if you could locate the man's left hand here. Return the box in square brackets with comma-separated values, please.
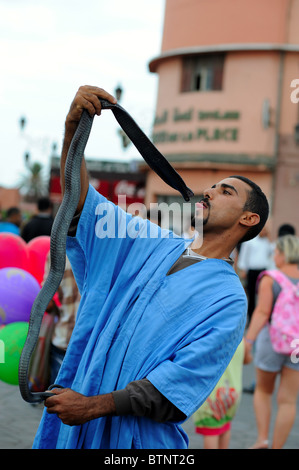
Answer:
[45, 388, 94, 426]
[44, 388, 116, 426]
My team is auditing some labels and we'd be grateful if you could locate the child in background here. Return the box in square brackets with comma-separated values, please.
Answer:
[192, 339, 251, 449]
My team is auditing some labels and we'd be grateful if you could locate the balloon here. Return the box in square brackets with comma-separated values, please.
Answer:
[27, 236, 50, 284]
[0, 267, 40, 325]
[0, 322, 29, 385]
[0, 233, 29, 271]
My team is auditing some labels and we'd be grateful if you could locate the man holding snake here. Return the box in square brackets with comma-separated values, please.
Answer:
[33, 85, 269, 449]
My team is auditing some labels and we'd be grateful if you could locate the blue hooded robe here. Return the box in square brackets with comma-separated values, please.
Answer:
[33, 184, 247, 449]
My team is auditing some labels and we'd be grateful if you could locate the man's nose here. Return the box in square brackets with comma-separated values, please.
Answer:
[203, 188, 213, 199]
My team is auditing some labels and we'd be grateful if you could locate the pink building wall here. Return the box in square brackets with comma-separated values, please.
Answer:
[153, 51, 279, 157]
[147, 0, 299, 236]
[161, 0, 293, 51]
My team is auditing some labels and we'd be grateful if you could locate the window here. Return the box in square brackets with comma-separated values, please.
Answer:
[181, 53, 225, 92]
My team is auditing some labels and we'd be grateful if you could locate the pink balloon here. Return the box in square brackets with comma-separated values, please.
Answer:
[0, 233, 29, 271]
[27, 236, 50, 285]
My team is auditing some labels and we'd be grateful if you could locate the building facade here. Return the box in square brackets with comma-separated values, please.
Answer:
[49, 156, 146, 214]
[148, 0, 299, 236]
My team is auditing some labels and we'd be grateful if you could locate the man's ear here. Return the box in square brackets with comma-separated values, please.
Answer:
[239, 212, 260, 228]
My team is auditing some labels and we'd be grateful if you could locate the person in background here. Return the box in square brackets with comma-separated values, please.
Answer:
[43, 253, 81, 385]
[237, 226, 273, 323]
[245, 235, 299, 449]
[278, 224, 296, 238]
[242, 223, 297, 394]
[267, 224, 296, 269]
[0, 207, 22, 235]
[22, 197, 54, 242]
[192, 338, 251, 449]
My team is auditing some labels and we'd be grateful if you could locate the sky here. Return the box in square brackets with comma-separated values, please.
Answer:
[0, 0, 165, 188]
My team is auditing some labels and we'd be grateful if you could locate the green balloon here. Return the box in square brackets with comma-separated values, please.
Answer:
[0, 322, 29, 385]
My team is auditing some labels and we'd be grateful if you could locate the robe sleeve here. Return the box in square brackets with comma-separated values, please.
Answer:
[112, 379, 186, 423]
[146, 290, 246, 418]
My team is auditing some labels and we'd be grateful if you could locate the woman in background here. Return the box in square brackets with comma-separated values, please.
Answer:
[245, 235, 299, 449]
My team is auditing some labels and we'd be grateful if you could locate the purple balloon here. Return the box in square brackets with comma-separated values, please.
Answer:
[0, 267, 40, 325]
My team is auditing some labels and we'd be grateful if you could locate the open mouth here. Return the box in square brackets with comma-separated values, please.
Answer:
[196, 200, 209, 210]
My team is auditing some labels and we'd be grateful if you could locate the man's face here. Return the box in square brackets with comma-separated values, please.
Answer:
[194, 177, 251, 234]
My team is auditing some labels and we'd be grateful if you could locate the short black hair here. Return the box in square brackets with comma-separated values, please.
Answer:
[6, 207, 21, 218]
[278, 224, 296, 237]
[229, 175, 269, 243]
[37, 197, 52, 212]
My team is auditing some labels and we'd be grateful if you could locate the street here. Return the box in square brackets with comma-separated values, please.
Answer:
[0, 361, 298, 449]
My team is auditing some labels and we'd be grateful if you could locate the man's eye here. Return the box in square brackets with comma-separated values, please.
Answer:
[224, 190, 231, 195]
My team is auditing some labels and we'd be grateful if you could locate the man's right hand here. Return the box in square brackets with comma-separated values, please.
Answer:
[65, 85, 117, 129]
[60, 85, 117, 213]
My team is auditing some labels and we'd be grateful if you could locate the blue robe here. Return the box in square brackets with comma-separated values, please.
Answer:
[33, 184, 247, 449]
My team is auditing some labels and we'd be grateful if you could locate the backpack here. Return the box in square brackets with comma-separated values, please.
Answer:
[258, 270, 299, 355]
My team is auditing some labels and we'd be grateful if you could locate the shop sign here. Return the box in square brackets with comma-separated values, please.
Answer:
[153, 108, 240, 143]
[153, 128, 238, 144]
[49, 176, 145, 205]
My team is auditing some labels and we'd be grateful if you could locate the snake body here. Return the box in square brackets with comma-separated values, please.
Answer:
[18, 100, 194, 403]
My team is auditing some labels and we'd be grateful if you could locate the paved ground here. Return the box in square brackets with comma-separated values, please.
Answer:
[0, 361, 298, 449]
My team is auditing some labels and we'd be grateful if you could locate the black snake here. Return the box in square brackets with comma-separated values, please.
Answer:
[18, 99, 194, 403]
